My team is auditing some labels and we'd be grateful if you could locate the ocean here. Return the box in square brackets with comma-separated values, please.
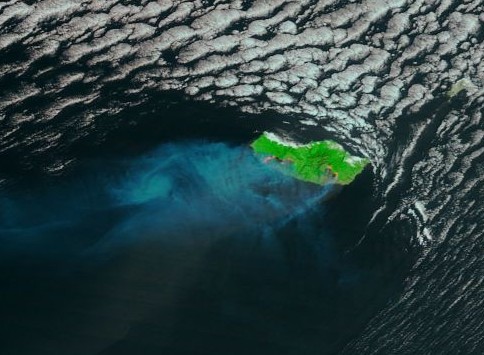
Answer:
[0, 97, 412, 355]
[1, 1, 483, 353]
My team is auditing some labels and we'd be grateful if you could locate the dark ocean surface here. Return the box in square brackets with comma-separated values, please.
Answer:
[0, 100, 412, 355]
[1, 1, 484, 354]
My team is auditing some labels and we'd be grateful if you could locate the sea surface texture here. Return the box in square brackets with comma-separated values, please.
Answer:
[0, 1, 483, 354]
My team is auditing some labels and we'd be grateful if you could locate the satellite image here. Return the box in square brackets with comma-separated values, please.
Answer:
[0, 1, 483, 354]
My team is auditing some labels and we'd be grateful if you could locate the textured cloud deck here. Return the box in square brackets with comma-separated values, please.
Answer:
[251, 132, 369, 185]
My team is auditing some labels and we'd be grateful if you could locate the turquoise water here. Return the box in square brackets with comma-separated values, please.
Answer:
[0, 140, 381, 355]
[0, 141, 331, 258]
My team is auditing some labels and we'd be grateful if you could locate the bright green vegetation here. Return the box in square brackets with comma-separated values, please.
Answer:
[251, 132, 369, 185]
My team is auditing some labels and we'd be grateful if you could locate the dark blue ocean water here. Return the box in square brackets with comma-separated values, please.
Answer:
[0, 140, 400, 354]
[0, 107, 406, 355]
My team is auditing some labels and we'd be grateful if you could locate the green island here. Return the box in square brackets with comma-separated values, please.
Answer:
[251, 132, 369, 185]
[446, 78, 476, 99]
